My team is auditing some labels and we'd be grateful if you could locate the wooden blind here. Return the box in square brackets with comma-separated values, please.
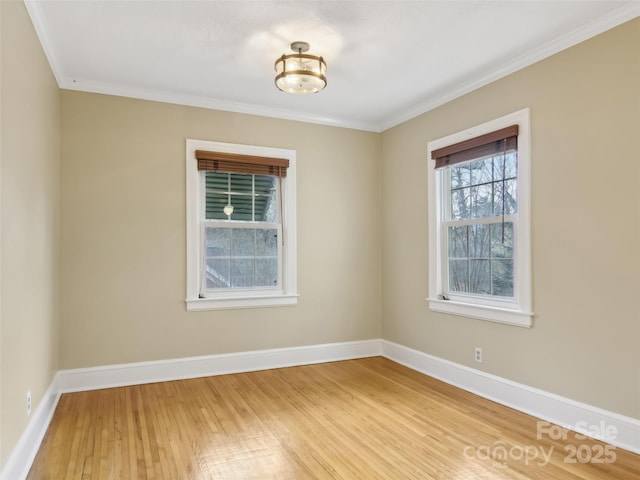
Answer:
[432, 125, 519, 169]
[196, 150, 289, 177]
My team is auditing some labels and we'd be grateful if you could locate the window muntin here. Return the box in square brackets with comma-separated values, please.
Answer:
[427, 109, 532, 327]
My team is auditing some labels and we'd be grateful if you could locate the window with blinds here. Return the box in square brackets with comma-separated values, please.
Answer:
[427, 109, 533, 327]
[434, 126, 518, 298]
[186, 140, 297, 311]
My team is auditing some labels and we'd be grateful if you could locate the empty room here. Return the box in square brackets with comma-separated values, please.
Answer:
[1, 1, 639, 479]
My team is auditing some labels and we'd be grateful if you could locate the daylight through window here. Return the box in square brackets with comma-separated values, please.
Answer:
[186, 140, 297, 311]
[427, 109, 532, 327]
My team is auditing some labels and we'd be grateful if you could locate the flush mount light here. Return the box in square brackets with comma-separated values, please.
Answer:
[274, 41, 327, 94]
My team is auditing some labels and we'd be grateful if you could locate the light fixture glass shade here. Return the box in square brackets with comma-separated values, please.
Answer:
[274, 42, 327, 94]
[223, 205, 234, 216]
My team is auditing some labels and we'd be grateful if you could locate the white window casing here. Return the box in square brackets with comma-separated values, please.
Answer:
[186, 139, 298, 311]
[427, 109, 533, 327]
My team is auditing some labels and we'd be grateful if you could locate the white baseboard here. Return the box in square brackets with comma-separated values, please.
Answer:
[0, 382, 60, 480]
[381, 340, 640, 455]
[3, 338, 638, 480]
[1, 339, 381, 480]
[55, 339, 383, 393]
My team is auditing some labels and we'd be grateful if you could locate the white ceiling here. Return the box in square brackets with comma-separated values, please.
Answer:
[26, 1, 640, 132]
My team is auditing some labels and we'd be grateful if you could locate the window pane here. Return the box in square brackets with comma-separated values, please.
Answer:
[205, 227, 232, 288]
[447, 153, 518, 224]
[491, 260, 514, 297]
[446, 221, 514, 297]
[204, 172, 251, 221]
[254, 175, 277, 222]
[469, 259, 491, 294]
[448, 226, 468, 258]
[493, 152, 517, 181]
[450, 164, 470, 189]
[205, 173, 278, 222]
[256, 229, 277, 256]
[469, 224, 490, 258]
[451, 188, 470, 220]
[471, 184, 493, 218]
[494, 179, 517, 216]
[229, 174, 253, 194]
[449, 260, 469, 293]
[205, 227, 230, 256]
[205, 172, 230, 220]
[491, 223, 513, 259]
[231, 228, 255, 256]
[471, 157, 493, 185]
[255, 258, 278, 287]
[230, 258, 254, 288]
[205, 228, 279, 290]
[504, 179, 517, 214]
[254, 175, 275, 195]
[228, 196, 253, 221]
[205, 193, 229, 220]
[206, 258, 230, 288]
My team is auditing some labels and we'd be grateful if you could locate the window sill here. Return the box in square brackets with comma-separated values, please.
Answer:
[427, 297, 533, 328]
[186, 293, 298, 311]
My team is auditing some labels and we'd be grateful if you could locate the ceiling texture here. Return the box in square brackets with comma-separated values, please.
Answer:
[26, 1, 640, 132]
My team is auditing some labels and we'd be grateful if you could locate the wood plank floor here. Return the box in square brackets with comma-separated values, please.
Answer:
[28, 357, 639, 479]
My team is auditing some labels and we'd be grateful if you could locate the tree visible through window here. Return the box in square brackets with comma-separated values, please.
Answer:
[445, 149, 516, 297]
[427, 109, 532, 327]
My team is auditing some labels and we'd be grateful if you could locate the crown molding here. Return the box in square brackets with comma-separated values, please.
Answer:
[25, 1, 640, 134]
[57, 79, 378, 132]
[379, 3, 640, 131]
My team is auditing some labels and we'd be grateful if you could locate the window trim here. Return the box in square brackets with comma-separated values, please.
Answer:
[427, 109, 533, 327]
[186, 139, 297, 311]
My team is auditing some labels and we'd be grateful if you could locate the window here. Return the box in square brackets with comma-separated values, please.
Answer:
[427, 109, 532, 327]
[186, 140, 297, 311]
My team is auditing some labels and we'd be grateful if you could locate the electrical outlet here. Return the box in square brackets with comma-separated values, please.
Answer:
[474, 347, 483, 363]
[26, 390, 32, 416]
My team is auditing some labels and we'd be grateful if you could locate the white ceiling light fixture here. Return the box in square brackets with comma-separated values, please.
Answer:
[274, 41, 327, 94]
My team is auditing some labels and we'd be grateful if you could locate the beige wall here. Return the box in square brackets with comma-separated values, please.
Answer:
[381, 18, 640, 418]
[0, 0, 60, 469]
[2, 3, 638, 470]
[59, 92, 382, 368]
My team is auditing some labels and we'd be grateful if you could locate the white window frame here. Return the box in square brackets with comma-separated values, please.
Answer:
[186, 139, 297, 311]
[427, 108, 533, 327]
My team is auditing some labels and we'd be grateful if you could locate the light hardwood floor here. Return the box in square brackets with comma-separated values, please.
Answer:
[28, 357, 639, 479]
